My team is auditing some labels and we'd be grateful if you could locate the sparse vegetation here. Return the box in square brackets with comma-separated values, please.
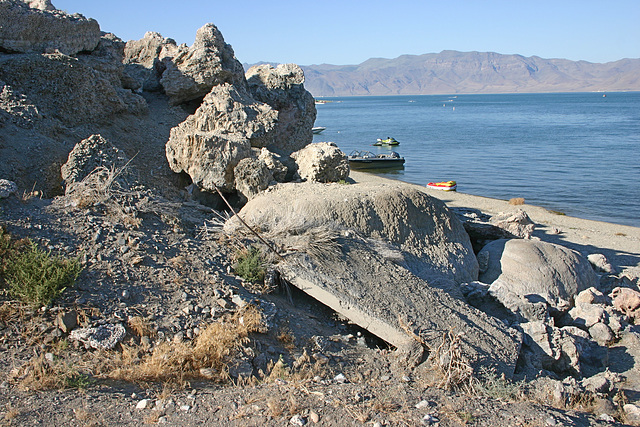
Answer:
[0, 228, 81, 308]
[233, 246, 266, 284]
[509, 197, 525, 205]
[102, 305, 265, 385]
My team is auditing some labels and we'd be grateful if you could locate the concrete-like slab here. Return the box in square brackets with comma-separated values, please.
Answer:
[277, 235, 522, 378]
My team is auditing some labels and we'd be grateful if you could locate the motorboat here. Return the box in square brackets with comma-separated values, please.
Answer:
[373, 137, 399, 146]
[348, 150, 405, 169]
[427, 181, 457, 191]
[312, 126, 326, 134]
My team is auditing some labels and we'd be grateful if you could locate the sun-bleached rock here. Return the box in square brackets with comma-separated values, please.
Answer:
[0, 0, 100, 55]
[291, 142, 349, 183]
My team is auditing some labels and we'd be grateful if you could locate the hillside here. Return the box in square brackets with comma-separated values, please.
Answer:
[296, 50, 640, 96]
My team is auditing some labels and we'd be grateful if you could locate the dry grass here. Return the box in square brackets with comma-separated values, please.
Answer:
[428, 330, 474, 392]
[16, 353, 91, 391]
[101, 305, 265, 385]
[127, 316, 156, 338]
[509, 197, 525, 205]
[65, 164, 141, 228]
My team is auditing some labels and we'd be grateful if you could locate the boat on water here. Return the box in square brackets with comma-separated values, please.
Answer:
[373, 137, 399, 146]
[348, 150, 405, 169]
[315, 100, 331, 105]
[312, 126, 326, 134]
[426, 181, 457, 191]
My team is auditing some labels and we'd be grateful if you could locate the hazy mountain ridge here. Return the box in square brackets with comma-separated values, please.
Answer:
[287, 50, 640, 96]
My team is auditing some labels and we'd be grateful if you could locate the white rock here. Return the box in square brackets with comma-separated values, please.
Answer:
[136, 399, 152, 410]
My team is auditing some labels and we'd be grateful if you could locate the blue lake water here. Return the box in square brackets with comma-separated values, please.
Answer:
[312, 92, 640, 227]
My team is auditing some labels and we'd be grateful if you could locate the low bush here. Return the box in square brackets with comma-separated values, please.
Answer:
[0, 229, 82, 307]
[234, 246, 266, 284]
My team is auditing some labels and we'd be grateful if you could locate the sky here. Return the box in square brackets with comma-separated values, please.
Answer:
[53, 0, 640, 66]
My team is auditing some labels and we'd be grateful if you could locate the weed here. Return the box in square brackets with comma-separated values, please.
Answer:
[509, 197, 525, 205]
[233, 246, 265, 284]
[472, 366, 526, 401]
[548, 209, 566, 216]
[3, 240, 81, 308]
[17, 354, 91, 391]
[127, 316, 156, 338]
[103, 305, 265, 385]
[429, 330, 474, 392]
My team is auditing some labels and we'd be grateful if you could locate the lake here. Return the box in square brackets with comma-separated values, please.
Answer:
[312, 92, 640, 227]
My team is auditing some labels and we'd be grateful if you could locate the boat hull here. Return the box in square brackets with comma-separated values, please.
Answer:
[349, 158, 405, 169]
[426, 181, 457, 191]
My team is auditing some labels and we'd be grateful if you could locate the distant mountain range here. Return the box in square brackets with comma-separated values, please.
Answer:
[247, 51, 640, 97]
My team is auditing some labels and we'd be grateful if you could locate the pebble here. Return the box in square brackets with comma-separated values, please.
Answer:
[333, 373, 347, 384]
[289, 414, 307, 426]
[415, 400, 432, 409]
[309, 411, 320, 423]
[422, 414, 439, 425]
[180, 404, 191, 412]
[136, 399, 152, 410]
[121, 290, 130, 299]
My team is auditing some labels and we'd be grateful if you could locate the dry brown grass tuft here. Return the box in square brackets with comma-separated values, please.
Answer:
[102, 305, 265, 385]
[509, 197, 525, 205]
[428, 330, 474, 392]
[16, 354, 90, 391]
[127, 316, 156, 338]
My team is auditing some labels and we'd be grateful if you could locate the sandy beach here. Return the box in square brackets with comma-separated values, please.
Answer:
[349, 171, 640, 273]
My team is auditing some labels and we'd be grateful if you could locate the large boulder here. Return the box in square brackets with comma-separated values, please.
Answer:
[225, 181, 478, 287]
[224, 181, 519, 377]
[246, 63, 316, 153]
[291, 142, 349, 183]
[165, 83, 277, 191]
[124, 31, 182, 92]
[159, 24, 246, 105]
[0, 1, 101, 55]
[479, 239, 599, 313]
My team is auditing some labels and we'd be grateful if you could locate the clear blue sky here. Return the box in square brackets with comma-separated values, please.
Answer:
[53, 0, 639, 65]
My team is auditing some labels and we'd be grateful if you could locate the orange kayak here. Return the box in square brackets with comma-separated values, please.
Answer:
[427, 181, 457, 191]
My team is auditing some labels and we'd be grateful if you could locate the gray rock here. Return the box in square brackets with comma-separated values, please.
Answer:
[575, 287, 609, 305]
[489, 209, 535, 239]
[55, 310, 78, 333]
[291, 142, 349, 183]
[588, 322, 615, 346]
[165, 83, 276, 192]
[0, 1, 101, 55]
[226, 182, 519, 377]
[246, 63, 316, 153]
[159, 24, 246, 105]
[587, 253, 616, 274]
[0, 179, 18, 198]
[60, 134, 130, 189]
[233, 157, 273, 204]
[69, 323, 126, 350]
[567, 303, 606, 329]
[610, 287, 640, 324]
[225, 181, 478, 287]
[479, 239, 599, 312]
[257, 148, 288, 182]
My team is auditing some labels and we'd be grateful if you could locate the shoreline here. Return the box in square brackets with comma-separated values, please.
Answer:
[349, 170, 640, 272]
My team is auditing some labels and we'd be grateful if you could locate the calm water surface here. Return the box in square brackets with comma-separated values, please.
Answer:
[312, 92, 640, 227]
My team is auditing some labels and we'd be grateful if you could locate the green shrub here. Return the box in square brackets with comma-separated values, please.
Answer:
[4, 240, 82, 307]
[234, 246, 265, 284]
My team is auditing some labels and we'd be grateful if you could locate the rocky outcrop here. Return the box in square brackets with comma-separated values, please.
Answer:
[0, 0, 101, 55]
[225, 181, 478, 288]
[0, 179, 18, 199]
[61, 134, 130, 190]
[224, 181, 518, 376]
[479, 239, 599, 314]
[291, 142, 349, 183]
[165, 84, 276, 192]
[247, 63, 316, 153]
[0, 53, 146, 127]
[233, 157, 274, 204]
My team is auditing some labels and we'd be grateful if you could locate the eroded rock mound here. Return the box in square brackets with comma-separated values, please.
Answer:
[165, 84, 276, 191]
[225, 181, 478, 286]
[0, 0, 101, 55]
[247, 63, 316, 153]
[291, 142, 349, 183]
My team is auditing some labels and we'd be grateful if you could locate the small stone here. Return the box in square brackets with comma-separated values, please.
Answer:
[136, 399, 152, 410]
[380, 375, 390, 382]
[333, 373, 347, 384]
[624, 404, 640, 425]
[422, 414, 439, 425]
[180, 405, 191, 412]
[121, 290, 130, 299]
[289, 414, 306, 426]
[44, 352, 55, 363]
[173, 332, 184, 343]
[56, 310, 78, 333]
[415, 400, 431, 409]
[309, 411, 320, 423]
